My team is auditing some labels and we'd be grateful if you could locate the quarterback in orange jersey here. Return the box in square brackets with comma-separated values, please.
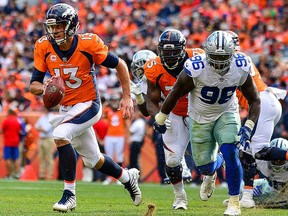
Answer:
[227, 30, 288, 209]
[29, 3, 141, 213]
[144, 29, 204, 210]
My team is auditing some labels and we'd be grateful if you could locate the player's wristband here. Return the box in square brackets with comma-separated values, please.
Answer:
[244, 119, 255, 131]
[155, 111, 168, 125]
[135, 94, 145, 105]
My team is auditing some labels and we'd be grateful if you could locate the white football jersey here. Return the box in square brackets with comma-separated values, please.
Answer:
[184, 53, 250, 123]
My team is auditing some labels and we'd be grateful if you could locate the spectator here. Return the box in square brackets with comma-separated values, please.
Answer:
[34, 108, 55, 180]
[102, 94, 130, 185]
[1, 107, 22, 179]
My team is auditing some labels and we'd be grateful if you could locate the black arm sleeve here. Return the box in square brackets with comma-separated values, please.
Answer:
[30, 68, 46, 84]
[100, 52, 119, 68]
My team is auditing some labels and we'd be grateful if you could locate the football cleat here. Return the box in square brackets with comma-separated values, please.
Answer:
[240, 191, 255, 208]
[223, 197, 241, 216]
[173, 190, 188, 210]
[200, 173, 216, 201]
[124, 168, 142, 206]
[53, 190, 76, 212]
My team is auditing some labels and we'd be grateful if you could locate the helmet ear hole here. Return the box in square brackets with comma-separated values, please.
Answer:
[158, 29, 186, 70]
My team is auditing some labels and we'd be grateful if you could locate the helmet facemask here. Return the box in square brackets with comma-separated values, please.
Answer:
[203, 31, 235, 76]
[131, 59, 146, 81]
[44, 21, 70, 45]
[206, 52, 233, 75]
[158, 44, 186, 70]
[131, 50, 157, 81]
[268, 138, 288, 173]
[158, 29, 186, 70]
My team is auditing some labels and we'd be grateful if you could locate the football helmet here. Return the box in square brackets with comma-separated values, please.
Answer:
[226, 30, 240, 51]
[44, 3, 79, 45]
[203, 31, 235, 75]
[268, 138, 288, 173]
[131, 50, 157, 81]
[158, 29, 186, 70]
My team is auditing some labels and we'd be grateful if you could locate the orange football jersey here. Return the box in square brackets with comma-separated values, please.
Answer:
[237, 56, 267, 111]
[34, 34, 108, 106]
[144, 48, 204, 116]
[103, 106, 126, 137]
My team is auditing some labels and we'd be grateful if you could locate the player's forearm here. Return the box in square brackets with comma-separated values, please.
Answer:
[247, 99, 261, 124]
[116, 58, 131, 99]
[30, 81, 44, 95]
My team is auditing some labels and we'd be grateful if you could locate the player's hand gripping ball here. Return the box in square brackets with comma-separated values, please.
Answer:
[43, 76, 65, 109]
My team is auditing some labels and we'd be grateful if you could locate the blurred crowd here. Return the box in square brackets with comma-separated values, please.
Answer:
[0, 0, 287, 115]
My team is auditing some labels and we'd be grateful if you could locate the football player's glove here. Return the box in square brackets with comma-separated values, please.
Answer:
[238, 126, 252, 150]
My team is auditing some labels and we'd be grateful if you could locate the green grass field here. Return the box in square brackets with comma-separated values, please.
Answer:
[0, 180, 286, 216]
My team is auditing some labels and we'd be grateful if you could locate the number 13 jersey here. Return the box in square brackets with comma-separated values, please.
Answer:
[34, 34, 108, 106]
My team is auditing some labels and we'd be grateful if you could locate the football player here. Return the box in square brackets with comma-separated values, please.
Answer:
[130, 49, 193, 185]
[29, 3, 141, 212]
[223, 138, 288, 209]
[227, 30, 288, 208]
[153, 30, 261, 215]
[144, 29, 204, 210]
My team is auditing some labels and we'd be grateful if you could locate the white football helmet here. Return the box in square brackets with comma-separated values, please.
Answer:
[203, 30, 235, 75]
[226, 30, 240, 51]
[268, 138, 288, 172]
[131, 50, 157, 81]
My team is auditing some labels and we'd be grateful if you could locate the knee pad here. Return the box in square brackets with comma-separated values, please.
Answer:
[166, 154, 182, 167]
[82, 156, 99, 168]
[197, 162, 216, 175]
[165, 164, 182, 184]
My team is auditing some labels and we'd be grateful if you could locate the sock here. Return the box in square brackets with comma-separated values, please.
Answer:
[220, 144, 242, 196]
[98, 154, 129, 183]
[173, 181, 184, 193]
[58, 144, 77, 181]
[243, 188, 253, 195]
[64, 181, 76, 195]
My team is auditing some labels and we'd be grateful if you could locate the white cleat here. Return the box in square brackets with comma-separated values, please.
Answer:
[124, 168, 142, 206]
[200, 173, 216, 201]
[172, 190, 188, 210]
[223, 198, 241, 216]
[240, 191, 255, 208]
[53, 190, 76, 212]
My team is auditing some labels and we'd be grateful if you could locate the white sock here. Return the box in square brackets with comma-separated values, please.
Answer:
[173, 181, 184, 193]
[118, 169, 129, 183]
[64, 181, 76, 195]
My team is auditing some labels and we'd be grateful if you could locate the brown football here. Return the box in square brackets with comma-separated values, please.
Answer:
[43, 76, 65, 109]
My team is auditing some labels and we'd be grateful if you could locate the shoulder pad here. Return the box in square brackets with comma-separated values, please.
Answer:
[232, 52, 252, 73]
[183, 54, 205, 78]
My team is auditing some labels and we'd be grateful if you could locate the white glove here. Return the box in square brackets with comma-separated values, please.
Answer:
[130, 80, 141, 96]
[165, 117, 171, 130]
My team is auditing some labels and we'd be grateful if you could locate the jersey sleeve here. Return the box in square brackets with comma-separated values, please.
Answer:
[34, 37, 49, 73]
[183, 54, 205, 78]
[92, 34, 108, 65]
[143, 58, 159, 85]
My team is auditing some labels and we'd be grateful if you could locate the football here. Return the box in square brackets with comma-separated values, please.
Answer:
[43, 76, 65, 109]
